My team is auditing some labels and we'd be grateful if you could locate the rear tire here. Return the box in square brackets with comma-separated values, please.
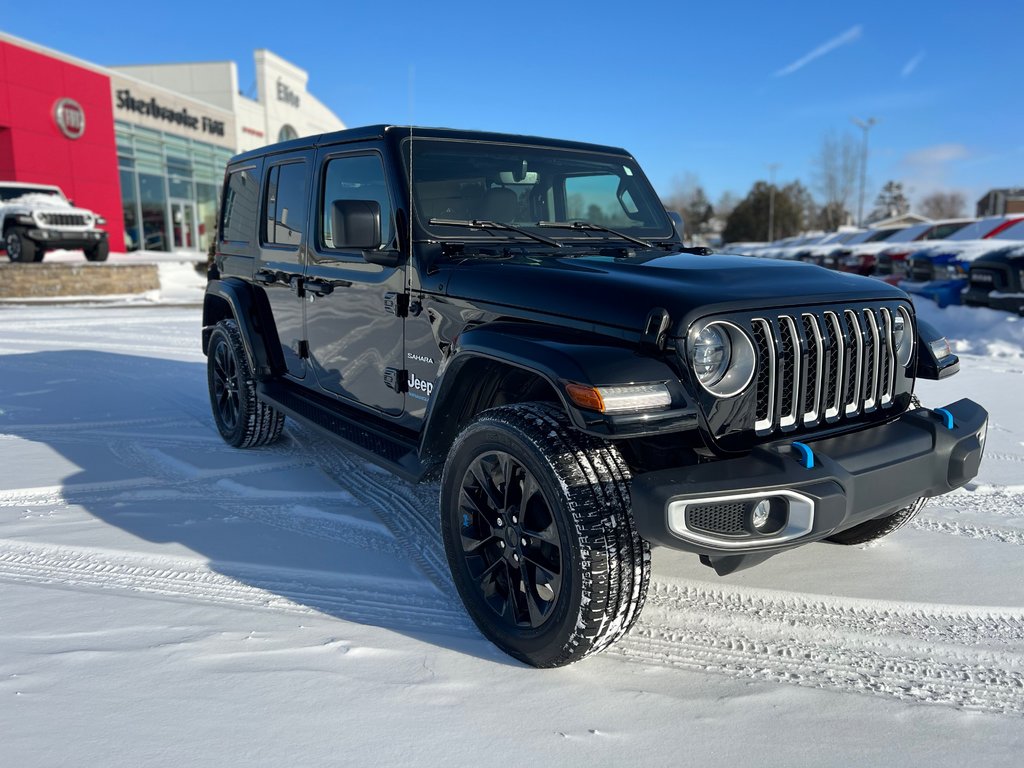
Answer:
[207, 319, 285, 448]
[440, 402, 650, 667]
[826, 498, 925, 545]
[4, 228, 38, 263]
[84, 239, 109, 262]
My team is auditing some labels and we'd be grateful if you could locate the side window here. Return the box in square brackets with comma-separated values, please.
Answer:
[321, 154, 394, 250]
[221, 168, 258, 243]
[263, 162, 307, 247]
[565, 173, 635, 227]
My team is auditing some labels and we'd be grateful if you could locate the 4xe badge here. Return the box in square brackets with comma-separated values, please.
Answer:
[54, 98, 85, 140]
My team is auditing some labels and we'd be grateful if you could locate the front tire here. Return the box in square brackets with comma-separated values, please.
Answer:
[84, 239, 110, 262]
[4, 228, 38, 263]
[826, 498, 925, 545]
[207, 319, 285, 448]
[440, 403, 650, 667]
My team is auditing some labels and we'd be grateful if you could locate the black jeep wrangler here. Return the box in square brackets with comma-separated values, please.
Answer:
[203, 125, 987, 667]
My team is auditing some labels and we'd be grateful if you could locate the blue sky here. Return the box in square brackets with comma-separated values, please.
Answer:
[5, 1, 1022, 210]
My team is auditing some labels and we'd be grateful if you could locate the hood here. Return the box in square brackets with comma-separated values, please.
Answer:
[442, 249, 907, 337]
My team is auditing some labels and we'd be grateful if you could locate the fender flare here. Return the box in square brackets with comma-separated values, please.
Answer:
[202, 278, 283, 378]
[419, 321, 696, 461]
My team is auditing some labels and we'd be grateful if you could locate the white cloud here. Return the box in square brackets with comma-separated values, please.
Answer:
[905, 144, 969, 166]
[774, 25, 864, 77]
[900, 143, 970, 201]
[901, 51, 926, 78]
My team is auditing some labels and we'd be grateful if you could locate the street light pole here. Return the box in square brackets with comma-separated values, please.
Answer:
[852, 117, 876, 227]
[767, 163, 779, 242]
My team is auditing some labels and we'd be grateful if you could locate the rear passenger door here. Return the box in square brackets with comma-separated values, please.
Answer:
[255, 150, 313, 380]
[303, 146, 406, 417]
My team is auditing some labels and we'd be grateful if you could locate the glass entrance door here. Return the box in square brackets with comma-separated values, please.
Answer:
[169, 199, 197, 250]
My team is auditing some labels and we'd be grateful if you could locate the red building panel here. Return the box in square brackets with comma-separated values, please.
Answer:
[0, 40, 124, 251]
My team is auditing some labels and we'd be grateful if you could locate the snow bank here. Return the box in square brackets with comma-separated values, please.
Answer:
[913, 298, 1024, 358]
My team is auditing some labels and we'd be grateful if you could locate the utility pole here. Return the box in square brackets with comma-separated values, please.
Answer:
[767, 163, 780, 242]
[852, 117, 876, 226]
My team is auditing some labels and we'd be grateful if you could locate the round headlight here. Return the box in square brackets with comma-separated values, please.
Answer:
[692, 324, 730, 386]
[892, 307, 914, 367]
[687, 321, 756, 397]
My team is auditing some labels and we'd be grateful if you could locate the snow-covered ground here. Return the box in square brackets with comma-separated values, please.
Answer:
[0, 302, 1022, 767]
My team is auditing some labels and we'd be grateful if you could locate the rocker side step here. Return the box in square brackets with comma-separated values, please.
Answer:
[257, 380, 424, 482]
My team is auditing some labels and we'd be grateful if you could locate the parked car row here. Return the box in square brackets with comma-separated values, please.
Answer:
[727, 215, 1024, 314]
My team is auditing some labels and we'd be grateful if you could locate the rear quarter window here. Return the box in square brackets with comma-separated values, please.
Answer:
[221, 167, 259, 244]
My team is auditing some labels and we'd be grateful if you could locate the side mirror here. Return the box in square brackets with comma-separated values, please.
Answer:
[915, 318, 960, 380]
[331, 199, 382, 250]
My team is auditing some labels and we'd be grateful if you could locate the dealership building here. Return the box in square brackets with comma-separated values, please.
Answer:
[0, 32, 345, 253]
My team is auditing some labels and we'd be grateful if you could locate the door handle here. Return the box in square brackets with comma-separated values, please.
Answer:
[303, 278, 352, 297]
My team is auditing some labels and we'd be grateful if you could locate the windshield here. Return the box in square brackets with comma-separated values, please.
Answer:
[884, 223, 933, 243]
[992, 219, 1024, 241]
[950, 217, 1006, 240]
[866, 228, 901, 243]
[406, 138, 673, 241]
[0, 186, 64, 202]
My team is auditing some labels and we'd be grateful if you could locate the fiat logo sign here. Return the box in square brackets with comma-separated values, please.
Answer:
[54, 98, 85, 140]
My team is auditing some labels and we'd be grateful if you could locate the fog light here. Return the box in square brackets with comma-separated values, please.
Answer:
[751, 499, 771, 529]
[747, 497, 788, 535]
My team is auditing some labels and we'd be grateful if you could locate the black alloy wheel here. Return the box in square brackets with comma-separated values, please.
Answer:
[458, 450, 562, 630]
[212, 335, 241, 434]
[440, 403, 650, 668]
[206, 320, 284, 448]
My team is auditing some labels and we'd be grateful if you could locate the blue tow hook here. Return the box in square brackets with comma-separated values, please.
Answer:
[934, 408, 955, 430]
[791, 441, 815, 469]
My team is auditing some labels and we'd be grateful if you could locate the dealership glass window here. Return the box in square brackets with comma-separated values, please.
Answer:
[138, 173, 168, 252]
[113, 120, 233, 251]
[119, 168, 140, 252]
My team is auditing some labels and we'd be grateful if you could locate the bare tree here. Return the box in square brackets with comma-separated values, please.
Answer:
[715, 191, 739, 220]
[811, 131, 859, 230]
[663, 173, 713, 242]
[920, 191, 966, 219]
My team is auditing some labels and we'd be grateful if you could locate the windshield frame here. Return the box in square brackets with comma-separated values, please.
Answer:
[401, 137, 675, 245]
[0, 185, 65, 202]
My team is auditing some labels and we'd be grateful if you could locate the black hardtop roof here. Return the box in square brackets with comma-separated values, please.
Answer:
[227, 124, 633, 166]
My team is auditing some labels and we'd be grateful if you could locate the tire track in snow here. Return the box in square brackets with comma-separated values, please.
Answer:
[0, 541, 471, 634]
[912, 517, 1024, 548]
[289, 425, 455, 594]
[614, 620, 1024, 715]
[612, 581, 1024, 716]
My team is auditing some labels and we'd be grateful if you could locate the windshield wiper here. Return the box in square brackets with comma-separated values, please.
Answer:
[537, 220, 653, 249]
[429, 218, 563, 248]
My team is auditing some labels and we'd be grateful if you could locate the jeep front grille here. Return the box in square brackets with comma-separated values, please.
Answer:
[38, 212, 89, 228]
[751, 308, 900, 435]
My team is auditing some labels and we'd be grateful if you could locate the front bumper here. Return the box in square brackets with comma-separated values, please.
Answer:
[899, 278, 967, 308]
[630, 398, 987, 562]
[986, 291, 1024, 315]
[25, 228, 107, 249]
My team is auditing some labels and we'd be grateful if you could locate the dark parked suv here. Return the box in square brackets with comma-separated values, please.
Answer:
[203, 125, 987, 667]
[963, 245, 1024, 314]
